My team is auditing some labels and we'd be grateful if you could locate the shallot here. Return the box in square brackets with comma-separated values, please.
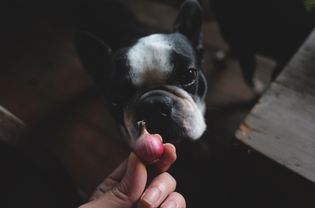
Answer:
[134, 121, 164, 164]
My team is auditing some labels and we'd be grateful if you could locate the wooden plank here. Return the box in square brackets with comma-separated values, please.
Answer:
[0, 105, 27, 146]
[236, 29, 315, 183]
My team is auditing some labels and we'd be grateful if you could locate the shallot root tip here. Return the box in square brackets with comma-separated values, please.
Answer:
[137, 120, 148, 136]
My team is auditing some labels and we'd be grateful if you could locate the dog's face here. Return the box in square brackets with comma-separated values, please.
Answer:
[110, 32, 207, 146]
[77, 0, 207, 147]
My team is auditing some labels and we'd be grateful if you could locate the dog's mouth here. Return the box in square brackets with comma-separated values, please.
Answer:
[123, 86, 206, 147]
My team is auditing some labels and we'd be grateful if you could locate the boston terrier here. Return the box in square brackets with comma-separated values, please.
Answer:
[210, 0, 314, 93]
[76, 0, 207, 147]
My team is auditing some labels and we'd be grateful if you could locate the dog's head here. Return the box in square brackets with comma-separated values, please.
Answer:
[77, 0, 207, 147]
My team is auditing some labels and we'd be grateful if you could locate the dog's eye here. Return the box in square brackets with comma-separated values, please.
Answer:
[180, 67, 197, 86]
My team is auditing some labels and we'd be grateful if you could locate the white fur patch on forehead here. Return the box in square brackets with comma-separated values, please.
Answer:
[127, 34, 173, 87]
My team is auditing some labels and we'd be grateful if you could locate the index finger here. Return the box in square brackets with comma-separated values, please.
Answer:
[153, 143, 177, 172]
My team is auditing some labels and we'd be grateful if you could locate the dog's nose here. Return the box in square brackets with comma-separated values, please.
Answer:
[136, 95, 173, 122]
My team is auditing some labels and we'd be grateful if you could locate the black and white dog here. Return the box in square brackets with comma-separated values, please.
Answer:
[76, 0, 207, 147]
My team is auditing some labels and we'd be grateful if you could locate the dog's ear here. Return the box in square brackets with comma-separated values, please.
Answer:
[76, 31, 112, 91]
[174, 0, 203, 48]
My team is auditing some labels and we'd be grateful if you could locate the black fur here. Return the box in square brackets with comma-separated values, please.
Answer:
[76, 0, 207, 142]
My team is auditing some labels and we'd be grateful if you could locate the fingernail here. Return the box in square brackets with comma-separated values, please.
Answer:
[142, 187, 161, 205]
[162, 200, 178, 208]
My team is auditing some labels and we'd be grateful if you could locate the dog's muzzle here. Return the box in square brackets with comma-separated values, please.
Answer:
[127, 87, 206, 143]
[135, 90, 174, 123]
[134, 90, 182, 142]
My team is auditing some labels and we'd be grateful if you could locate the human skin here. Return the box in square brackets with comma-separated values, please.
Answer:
[79, 143, 186, 208]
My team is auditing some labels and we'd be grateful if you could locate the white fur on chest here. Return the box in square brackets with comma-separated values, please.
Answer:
[127, 34, 173, 87]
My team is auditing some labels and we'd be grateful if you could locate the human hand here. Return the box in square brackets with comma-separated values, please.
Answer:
[79, 143, 186, 208]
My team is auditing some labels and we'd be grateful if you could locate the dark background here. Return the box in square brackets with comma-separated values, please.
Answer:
[0, 0, 314, 207]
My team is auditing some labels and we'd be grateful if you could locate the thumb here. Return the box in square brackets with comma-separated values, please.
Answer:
[80, 153, 148, 208]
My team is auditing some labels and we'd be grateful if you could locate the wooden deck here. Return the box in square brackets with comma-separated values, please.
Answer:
[236, 29, 315, 183]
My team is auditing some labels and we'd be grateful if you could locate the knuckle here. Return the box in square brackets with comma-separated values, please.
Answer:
[111, 181, 133, 204]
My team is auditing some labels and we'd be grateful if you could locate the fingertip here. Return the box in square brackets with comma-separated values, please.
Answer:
[154, 143, 177, 172]
[160, 192, 186, 208]
[164, 143, 176, 153]
[163, 143, 177, 161]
